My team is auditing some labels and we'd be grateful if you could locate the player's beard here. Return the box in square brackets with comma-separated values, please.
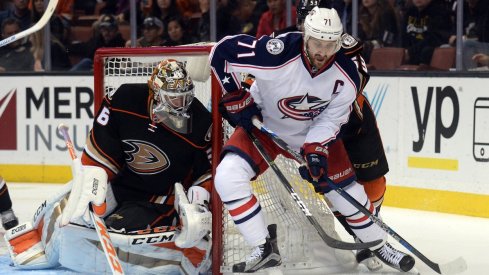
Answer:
[311, 53, 330, 69]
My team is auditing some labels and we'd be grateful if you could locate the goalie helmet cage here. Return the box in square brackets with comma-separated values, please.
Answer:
[93, 46, 351, 275]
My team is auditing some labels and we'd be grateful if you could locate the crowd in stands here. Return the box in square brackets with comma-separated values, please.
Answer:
[0, 0, 488, 72]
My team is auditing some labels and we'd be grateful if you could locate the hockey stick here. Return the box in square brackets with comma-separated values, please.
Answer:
[246, 130, 381, 250]
[252, 118, 467, 275]
[58, 124, 125, 275]
[0, 0, 59, 48]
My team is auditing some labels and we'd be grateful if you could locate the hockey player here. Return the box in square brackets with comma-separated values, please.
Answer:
[210, 6, 415, 273]
[4, 59, 212, 274]
[271, 0, 393, 271]
[0, 176, 19, 230]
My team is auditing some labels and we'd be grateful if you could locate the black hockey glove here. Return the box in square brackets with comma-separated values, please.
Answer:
[219, 89, 262, 131]
[299, 143, 329, 193]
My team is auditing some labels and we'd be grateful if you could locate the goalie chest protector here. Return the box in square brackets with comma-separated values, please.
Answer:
[90, 83, 212, 197]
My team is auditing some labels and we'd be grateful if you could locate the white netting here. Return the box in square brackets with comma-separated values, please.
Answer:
[95, 47, 350, 274]
[101, 55, 212, 111]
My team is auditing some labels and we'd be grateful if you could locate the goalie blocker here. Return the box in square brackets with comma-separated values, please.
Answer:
[4, 182, 211, 275]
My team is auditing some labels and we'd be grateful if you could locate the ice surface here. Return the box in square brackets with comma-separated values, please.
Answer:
[1, 183, 487, 274]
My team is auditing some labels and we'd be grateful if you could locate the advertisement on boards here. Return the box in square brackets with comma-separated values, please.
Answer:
[365, 76, 489, 196]
[0, 75, 94, 181]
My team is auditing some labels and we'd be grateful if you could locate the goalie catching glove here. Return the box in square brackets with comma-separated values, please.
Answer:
[174, 182, 211, 248]
[219, 88, 262, 131]
[299, 143, 329, 193]
[60, 158, 108, 226]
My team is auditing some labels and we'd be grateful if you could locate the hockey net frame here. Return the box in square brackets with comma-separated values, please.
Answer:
[93, 45, 348, 275]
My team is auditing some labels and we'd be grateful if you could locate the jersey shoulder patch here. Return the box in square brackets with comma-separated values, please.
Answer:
[266, 39, 285, 55]
[341, 34, 364, 57]
[341, 34, 358, 49]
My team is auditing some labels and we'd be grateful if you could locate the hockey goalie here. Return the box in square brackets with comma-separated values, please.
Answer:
[3, 59, 213, 274]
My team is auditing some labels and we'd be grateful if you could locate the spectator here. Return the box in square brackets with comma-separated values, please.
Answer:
[31, 0, 70, 42]
[227, 0, 260, 37]
[176, 0, 200, 18]
[98, 0, 119, 15]
[114, 0, 147, 24]
[196, 0, 211, 40]
[1, 1, 13, 12]
[163, 16, 195, 46]
[472, 53, 489, 67]
[358, 0, 400, 62]
[196, 0, 234, 41]
[54, 0, 74, 21]
[151, 0, 181, 40]
[30, 0, 71, 71]
[0, 18, 34, 72]
[401, 0, 453, 65]
[333, 0, 353, 34]
[0, 0, 32, 31]
[28, 0, 75, 21]
[125, 16, 166, 47]
[73, 0, 97, 14]
[256, 0, 296, 38]
[449, 0, 489, 70]
[69, 14, 126, 71]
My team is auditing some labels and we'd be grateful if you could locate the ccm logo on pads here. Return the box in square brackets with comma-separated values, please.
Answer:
[131, 232, 176, 245]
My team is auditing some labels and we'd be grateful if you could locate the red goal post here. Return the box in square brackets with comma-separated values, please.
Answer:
[93, 45, 225, 274]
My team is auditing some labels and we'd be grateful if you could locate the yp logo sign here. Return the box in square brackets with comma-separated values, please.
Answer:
[0, 89, 17, 150]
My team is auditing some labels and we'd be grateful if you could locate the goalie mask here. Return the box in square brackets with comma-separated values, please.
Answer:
[303, 7, 343, 65]
[148, 59, 195, 134]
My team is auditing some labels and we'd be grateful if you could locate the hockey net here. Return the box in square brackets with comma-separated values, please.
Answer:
[93, 45, 350, 274]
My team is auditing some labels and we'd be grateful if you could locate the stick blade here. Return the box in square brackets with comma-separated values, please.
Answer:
[439, 257, 467, 275]
[328, 238, 383, 250]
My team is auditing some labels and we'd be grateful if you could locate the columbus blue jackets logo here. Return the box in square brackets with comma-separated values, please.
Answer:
[123, 140, 170, 174]
[266, 39, 284, 55]
[277, 94, 329, 120]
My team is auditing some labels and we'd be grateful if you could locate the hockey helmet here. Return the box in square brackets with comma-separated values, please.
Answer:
[303, 6, 343, 55]
[148, 59, 195, 133]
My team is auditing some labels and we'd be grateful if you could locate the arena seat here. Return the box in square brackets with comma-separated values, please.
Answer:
[70, 26, 93, 43]
[398, 47, 456, 71]
[430, 47, 456, 70]
[368, 47, 405, 70]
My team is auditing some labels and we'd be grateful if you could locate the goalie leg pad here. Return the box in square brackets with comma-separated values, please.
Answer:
[4, 222, 53, 269]
[181, 237, 212, 275]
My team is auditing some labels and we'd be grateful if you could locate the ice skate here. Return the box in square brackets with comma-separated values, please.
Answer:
[373, 242, 415, 272]
[355, 237, 383, 271]
[1, 209, 19, 230]
[232, 224, 281, 273]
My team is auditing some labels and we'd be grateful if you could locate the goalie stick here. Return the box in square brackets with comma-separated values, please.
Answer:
[58, 124, 125, 275]
[247, 130, 381, 250]
[252, 118, 467, 275]
[0, 0, 59, 47]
